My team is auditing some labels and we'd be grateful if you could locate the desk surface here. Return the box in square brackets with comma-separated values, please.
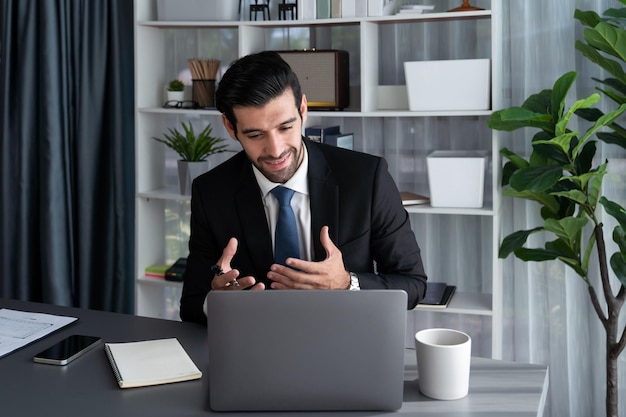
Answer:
[0, 298, 548, 417]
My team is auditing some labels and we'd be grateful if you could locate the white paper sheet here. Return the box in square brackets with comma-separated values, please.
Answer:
[0, 308, 78, 358]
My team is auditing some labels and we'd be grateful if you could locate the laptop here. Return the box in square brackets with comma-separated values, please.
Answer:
[206, 289, 407, 412]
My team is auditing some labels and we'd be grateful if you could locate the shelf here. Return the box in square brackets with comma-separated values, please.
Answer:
[138, 275, 183, 288]
[137, 10, 492, 28]
[138, 187, 191, 201]
[138, 107, 493, 118]
[414, 292, 492, 316]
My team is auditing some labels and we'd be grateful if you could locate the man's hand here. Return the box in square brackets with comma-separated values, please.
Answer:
[210, 237, 265, 291]
[267, 226, 351, 290]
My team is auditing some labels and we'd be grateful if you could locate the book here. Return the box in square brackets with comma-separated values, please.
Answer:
[298, 0, 316, 20]
[324, 132, 354, 149]
[144, 263, 170, 278]
[400, 191, 430, 206]
[418, 282, 456, 308]
[316, 0, 331, 18]
[304, 125, 340, 143]
[104, 338, 202, 389]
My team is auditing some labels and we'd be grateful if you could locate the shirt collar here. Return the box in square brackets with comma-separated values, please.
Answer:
[253, 140, 309, 197]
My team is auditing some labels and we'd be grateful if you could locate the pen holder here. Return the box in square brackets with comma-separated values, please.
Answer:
[192, 79, 216, 108]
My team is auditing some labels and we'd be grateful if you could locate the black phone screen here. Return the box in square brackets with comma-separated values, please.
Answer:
[33, 334, 102, 365]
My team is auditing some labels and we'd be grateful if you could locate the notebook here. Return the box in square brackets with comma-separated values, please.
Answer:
[206, 290, 407, 412]
[104, 338, 202, 388]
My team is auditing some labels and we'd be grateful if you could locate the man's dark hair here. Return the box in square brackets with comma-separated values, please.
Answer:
[215, 51, 303, 134]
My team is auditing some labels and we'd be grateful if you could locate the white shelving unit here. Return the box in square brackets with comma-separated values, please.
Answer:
[134, 0, 503, 358]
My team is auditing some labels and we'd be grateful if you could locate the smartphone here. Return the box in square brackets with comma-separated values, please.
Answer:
[33, 334, 102, 365]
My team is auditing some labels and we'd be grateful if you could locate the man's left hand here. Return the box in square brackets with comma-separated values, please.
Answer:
[267, 225, 350, 290]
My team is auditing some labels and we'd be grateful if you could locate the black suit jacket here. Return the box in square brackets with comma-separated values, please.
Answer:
[180, 138, 427, 323]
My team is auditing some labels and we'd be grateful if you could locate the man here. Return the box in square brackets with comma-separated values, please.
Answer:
[180, 51, 427, 324]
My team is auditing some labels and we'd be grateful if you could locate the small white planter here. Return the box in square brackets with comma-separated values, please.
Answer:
[427, 150, 488, 208]
[166, 90, 184, 102]
[404, 59, 490, 111]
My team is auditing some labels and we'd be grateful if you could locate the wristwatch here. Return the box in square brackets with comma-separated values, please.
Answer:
[348, 272, 360, 291]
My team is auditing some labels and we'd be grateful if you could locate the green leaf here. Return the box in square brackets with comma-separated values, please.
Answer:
[551, 189, 588, 205]
[576, 41, 626, 84]
[574, 140, 597, 175]
[597, 131, 626, 150]
[488, 107, 552, 132]
[573, 103, 626, 157]
[582, 228, 597, 272]
[586, 162, 606, 207]
[552, 71, 578, 122]
[514, 248, 560, 262]
[584, 22, 626, 62]
[546, 238, 579, 259]
[502, 188, 561, 214]
[499, 228, 543, 258]
[500, 148, 529, 169]
[509, 166, 563, 193]
[574, 9, 601, 28]
[610, 253, 626, 287]
[544, 217, 588, 247]
[600, 197, 626, 229]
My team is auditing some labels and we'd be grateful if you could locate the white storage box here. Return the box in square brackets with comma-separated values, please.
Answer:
[404, 59, 490, 111]
[157, 0, 240, 21]
[427, 150, 488, 208]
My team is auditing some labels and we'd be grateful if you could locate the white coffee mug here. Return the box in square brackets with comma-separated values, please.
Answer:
[415, 328, 471, 400]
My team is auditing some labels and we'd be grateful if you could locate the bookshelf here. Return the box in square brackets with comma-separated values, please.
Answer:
[134, 0, 503, 358]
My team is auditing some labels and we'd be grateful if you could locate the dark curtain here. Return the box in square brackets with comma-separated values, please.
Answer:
[0, 0, 135, 313]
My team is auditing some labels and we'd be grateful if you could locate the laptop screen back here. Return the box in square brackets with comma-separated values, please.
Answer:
[206, 290, 407, 412]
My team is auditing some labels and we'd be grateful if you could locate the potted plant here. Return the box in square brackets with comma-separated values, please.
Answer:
[488, 4, 626, 416]
[166, 79, 185, 102]
[152, 121, 230, 195]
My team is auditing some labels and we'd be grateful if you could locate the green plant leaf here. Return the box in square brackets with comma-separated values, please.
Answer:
[610, 252, 626, 287]
[584, 22, 626, 62]
[488, 107, 552, 131]
[500, 148, 529, 169]
[586, 162, 606, 207]
[573, 103, 626, 157]
[514, 247, 560, 262]
[574, 9, 601, 28]
[551, 189, 588, 205]
[596, 131, 626, 150]
[546, 238, 579, 259]
[502, 188, 561, 214]
[499, 228, 543, 258]
[600, 197, 626, 229]
[552, 71, 578, 122]
[581, 227, 597, 272]
[510, 166, 563, 192]
[574, 140, 597, 175]
[576, 41, 626, 84]
[544, 217, 588, 247]
[533, 132, 579, 164]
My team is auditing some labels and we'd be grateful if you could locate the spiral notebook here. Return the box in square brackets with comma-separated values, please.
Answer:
[104, 338, 202, 388]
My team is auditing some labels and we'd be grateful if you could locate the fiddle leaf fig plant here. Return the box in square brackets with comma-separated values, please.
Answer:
[488, 4, 626, 416]
[152, 121, 230, 162]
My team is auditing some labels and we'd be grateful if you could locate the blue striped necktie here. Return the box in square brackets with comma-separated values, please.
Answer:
[271, 186, 300, 266]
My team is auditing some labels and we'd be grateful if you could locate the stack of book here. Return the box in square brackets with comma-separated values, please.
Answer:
[417, 282, 456, 308]
[305, 125, 354, 150]
[144, 264, 170, 279]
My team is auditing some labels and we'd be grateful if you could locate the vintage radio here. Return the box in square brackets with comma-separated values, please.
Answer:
[276, 49, 349, 110]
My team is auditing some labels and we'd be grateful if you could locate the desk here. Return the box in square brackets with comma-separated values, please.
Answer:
[0, 298, 548, 416]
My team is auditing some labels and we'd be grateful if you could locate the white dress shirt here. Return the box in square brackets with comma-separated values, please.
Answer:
[252, 145, 312, 261]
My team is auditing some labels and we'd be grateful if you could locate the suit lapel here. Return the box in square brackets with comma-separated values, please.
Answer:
[305, 140, 339, 261]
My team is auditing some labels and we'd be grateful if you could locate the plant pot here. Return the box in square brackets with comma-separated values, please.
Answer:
[177, 160, 209, 195]
[167, 90, 184, 102]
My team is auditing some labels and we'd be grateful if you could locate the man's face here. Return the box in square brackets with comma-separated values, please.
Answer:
[222, 89, 308, 184]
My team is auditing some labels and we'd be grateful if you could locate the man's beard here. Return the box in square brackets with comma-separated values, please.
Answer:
[254, 140, 304, 184]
